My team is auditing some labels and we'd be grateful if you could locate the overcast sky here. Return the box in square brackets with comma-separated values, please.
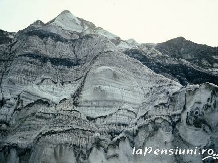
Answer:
[0, 0, 217, 46]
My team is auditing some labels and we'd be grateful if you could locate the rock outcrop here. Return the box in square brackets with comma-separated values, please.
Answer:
[125, 37, 218, 86]
[0, 10, 218, 163]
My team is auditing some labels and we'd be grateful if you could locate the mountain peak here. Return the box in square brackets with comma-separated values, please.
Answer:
[48, 10, 83, 32]
[60, 10, 71, 14]
[158, 36, 189, 46]
[31, 20, 45, 26]
[57, 10, 76, 18]
[56, 10, 77, 20]
[168, 36, 186, 42]
[43, 9, 119, 40]
[176, 36, 186, 40]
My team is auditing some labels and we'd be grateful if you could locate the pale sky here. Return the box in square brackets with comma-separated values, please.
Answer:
[0, 0, 218, 46]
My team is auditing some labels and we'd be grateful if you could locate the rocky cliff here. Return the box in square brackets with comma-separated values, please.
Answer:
[0, 10, 218, 163]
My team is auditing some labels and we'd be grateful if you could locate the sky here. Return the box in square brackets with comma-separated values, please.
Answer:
[0, 0, 218, 47]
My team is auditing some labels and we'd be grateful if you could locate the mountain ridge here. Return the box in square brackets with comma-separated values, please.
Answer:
[2, 10, 217, 47]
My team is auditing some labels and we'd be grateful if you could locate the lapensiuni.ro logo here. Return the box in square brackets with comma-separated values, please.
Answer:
[132, 147, 218, 161]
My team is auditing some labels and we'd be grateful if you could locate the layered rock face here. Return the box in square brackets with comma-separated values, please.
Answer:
[125, 37, 218, 86]
[0, 10, 218, 163]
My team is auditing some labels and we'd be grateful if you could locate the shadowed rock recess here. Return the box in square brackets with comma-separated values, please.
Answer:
[0, 10, 218, 163]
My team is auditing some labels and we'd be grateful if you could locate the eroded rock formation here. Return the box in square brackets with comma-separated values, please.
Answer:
[0, 10, 218, 163]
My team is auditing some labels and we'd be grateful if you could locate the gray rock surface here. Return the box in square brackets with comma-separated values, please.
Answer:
[0, 11, 218, 163]
[125, 38, 218, 86]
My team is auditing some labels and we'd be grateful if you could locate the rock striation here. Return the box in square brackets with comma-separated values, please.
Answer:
[125, 37, 218, 86]
[0, 10, 218, 163]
